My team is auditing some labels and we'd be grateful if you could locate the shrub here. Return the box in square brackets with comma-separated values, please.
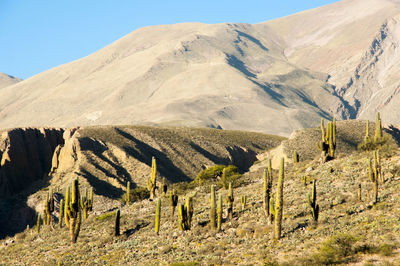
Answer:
[313, 234, 356, 264]
[121, 186, 149, 203]
[194, 165, 242, 188]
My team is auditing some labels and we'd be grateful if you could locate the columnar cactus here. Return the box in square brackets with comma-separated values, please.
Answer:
[162, 177, 167, 195]
[126, 181, 131, 206]
[155, 198, 161, 235]
[357, 183, 362, 201]
[65, 179, 82, 243]
[226, 182, 234, 220]
[221, 167, 227, 189]
[217, 194, 223, 232]
[36, 214, 41, 234]
[317, 118, 336, 163]
[64, 186, 71, 228]
[263, 159, 273, 221]
[59, 199, 64, 228]
[169, 189, 178, 216]
[307, 180, 319, 222]
[80, 188, 89, 219]
[185, 196, 193, 229]
[364, 120, 370, 142]
[241, 195, 246, 210]
[210, 185, 217, 229]
[274, 158, 284, 240]
[374, 112, 382, 142]
[269, 196, 275, 224]
[43, 189, 54, 225]
[369, 151, 380, 203]
[293, 151, 299, 164]
[115, 209, 120, 236]
[178, 205, 189, 231]
[147, 156, 157, 200]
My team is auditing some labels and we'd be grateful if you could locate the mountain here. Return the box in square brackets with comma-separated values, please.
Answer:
[1, 0, 400, 135]
[0, 73, 21, 89]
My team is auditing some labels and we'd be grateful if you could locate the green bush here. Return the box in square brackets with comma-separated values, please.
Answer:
[121, 186, 149, 203]
[194, 164, 242, 188]
[311, 234, 356, 264]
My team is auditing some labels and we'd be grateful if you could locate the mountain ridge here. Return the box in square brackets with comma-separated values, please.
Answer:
[1, 0, 400, 135]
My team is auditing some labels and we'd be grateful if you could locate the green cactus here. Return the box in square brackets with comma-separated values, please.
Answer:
[374, 112, 382, 142]
[43, 189, 54, 225]
[365, 120, 370, 142]
[59, 199, 64, 228]
[217, 193, 223, 232]
[263, 160, 273, 220]
[241, 195, 246, 210]
[178, 204, 189, 231]
[210, 185, 216, 229]
[226, 182, 234, 220]
[36, 214, 41, 234]
[80, 187, 90, 219]
[169, 189, 178, 217]
[88, 187, 93, 211]
[293, 151, 299, 164]
[317, 119, 336, 163]
[269, 196, 275, 225]
[274, 158, 284, 240]
[369, 151, 380, 204]
[147, 156, 157, 200]
[185, 196, 193, 229]
[64, 186, 71, 228]
[307, 180, 319, 222]
[126, 181, 131, 206]
[115, 209, 120, 236]
[162, 177, 168, 195]
[155, 198, 161, 235]
[221, 167, 227, 189]
[66, 179, 82, 243]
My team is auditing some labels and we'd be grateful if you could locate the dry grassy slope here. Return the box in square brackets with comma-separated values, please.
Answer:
[2, 134, 400, 265]
[49, 125, 284, 200]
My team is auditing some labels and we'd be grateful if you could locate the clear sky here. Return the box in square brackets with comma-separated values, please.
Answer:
[0, 0, 339, 79]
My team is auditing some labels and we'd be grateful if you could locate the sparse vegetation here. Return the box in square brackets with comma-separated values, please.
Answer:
[1, 123, 400, 265]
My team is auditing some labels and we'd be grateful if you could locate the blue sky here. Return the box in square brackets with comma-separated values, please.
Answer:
[0, 0, 338, 79]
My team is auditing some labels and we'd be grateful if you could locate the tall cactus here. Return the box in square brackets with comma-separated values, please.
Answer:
[178, 204, 189, 231]
[59, 199, 64, 228]
[217, 193, 223, 232]
[369, 151, 381, 203]
[162, 177, 167, 195]
[126, 181, 131, 206]
[185, 196, 194, 229]
[80, 187, 89, 219]
[241, 195, 246, 210]
[317, 119, 336, 163]
[36, 214, 41, 234]
[263, 159, 273, 221]
[307, 180, 319, 222]
[115, 209, 120, 236]
[66, 179, 82, 243]
[44, 189, 54, 225]
[374, 112, 382, 142]
[274, 158, 284, 240]
[293, 151, 299, 164]
[169, 189, 178, 217]
[64, 186, 71, 228]
[221, 167, 227, 189]
[210, 185, 216, 229]
[147, 156, 157, 200]
[226, 182, 234, 220]
[364, 120, 370, 142]
[155, 198, 161, 235]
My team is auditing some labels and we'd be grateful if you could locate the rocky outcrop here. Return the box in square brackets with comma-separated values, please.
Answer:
[0, 128, 64, 198]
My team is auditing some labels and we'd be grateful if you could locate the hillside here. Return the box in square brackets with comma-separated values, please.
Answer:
[2, 0, 400, 134]
[0, 125, 283, 238]
[0, 72, 21, 89]
[1, 122, 399, 265]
